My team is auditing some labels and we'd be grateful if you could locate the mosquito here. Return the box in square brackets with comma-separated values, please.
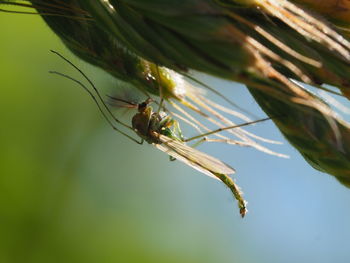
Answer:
[49, 50, 271, 217]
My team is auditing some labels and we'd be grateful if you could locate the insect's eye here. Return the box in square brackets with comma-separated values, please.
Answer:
[138, 102, 147, 111]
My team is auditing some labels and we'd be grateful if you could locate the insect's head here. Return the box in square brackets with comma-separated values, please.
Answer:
[138, 98, 153, 112]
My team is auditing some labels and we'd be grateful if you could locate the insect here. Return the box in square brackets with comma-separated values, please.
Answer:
[49, 50, 271, 217]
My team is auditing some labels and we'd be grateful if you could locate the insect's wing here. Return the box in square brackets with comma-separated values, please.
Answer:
[155, 134, 235, 180]
[156, 134, 247, 217]
[155, 143, 218, 180]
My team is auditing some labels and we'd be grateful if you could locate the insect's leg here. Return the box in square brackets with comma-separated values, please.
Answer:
[183, 117, 272, 143]
[50, 50, 135, 132]
[49, 71, 142, 144]
[158, 117, 178, 162]
[164, 119, 184, 162]
[214, 173, 248, 218]
[173, 120, 185, 141]
[186, 137, 246, 149]
[168, 125, 178, 160]
[189, 138, 207, 148]
[195, 138, 248, 146]
[159, 118, 184, 140]
[185, 137, 229, 150]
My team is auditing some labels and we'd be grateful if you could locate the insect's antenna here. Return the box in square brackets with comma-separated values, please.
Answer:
[50, 50, 134, 131]
[106, 95, 138, 108]
[49, 71, 142, 144]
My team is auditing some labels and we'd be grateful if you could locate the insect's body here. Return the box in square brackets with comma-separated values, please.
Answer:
[132, 100, 182, 144]
[49, 50, 251, 217]
[131, 99, 247, 217]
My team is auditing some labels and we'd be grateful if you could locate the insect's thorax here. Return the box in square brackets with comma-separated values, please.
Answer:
[131, 106, 178, 144]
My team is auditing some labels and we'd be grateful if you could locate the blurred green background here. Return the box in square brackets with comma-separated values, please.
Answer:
[1, 11, 350, 263]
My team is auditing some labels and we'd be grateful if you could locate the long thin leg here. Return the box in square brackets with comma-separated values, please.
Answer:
[189, 94, 252, 142]
[184, 117, 272, 142]
[196, 138, 250, 147]
[50, 71, 143, 144]
[172, 120, 184, 141]
[50, 50, 134, 132]
[170, 111, 203, 135]
[186, 137, 249, 149]
[168, 119, 184, 162]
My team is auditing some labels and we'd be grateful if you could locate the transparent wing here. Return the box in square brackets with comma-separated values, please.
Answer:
[155, 134, 247, 217]
[154, 134, 235, 179]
